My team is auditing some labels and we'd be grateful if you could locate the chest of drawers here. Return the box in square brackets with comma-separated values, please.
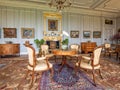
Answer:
[0, 44, 20, 56]
[81, 42, 97, 54]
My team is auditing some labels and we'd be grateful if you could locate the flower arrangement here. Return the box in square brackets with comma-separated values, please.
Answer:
[62, 38, 69, 45]
[61, 38, 69, 50]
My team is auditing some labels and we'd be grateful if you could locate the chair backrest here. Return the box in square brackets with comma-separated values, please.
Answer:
[115, 44, 120, 52]
[41, 44, 49, 55]
[24, 42, 36, 66]
[93, 46, 102, 65]
[105, 43, 111, 48]
[70, 44, 79, 53]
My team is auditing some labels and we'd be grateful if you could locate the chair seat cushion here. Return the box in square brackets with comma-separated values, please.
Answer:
[76, 60, 100, 69]
[109, 50, 115, 53]
[82, 56, 91, 60]
[37, 57, 46, 61]
[27, 61, 53, 71]
[46, 54, 54, 58]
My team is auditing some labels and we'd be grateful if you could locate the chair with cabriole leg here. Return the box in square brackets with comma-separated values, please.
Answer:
[75, 46, 103, 86]
[24, 41, 53, 86]
[41, 44, 55, 62]
[68, 44, 80, 62]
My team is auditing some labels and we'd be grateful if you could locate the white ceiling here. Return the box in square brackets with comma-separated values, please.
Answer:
[0, 0, 120, 13]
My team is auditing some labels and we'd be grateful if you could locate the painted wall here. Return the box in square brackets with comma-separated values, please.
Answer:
[116, 17, 120, 30]
[0, 6, 116, 54]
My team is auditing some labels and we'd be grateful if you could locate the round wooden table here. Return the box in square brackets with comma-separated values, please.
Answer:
[52, 49, 77, 72]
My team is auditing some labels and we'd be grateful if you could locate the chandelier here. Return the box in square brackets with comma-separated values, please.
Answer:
[49, 0, 72, 12]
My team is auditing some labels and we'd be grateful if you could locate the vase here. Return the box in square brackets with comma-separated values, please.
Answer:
[62, 45, 68, 50]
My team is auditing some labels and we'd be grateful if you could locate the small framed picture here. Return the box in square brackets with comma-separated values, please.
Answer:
[83, 31, 90, 38]
[48, 19, 58, 31]
[21, 28, 34, 38]
[70, 31, 79, 38]
[105, 19, 113, 25]
[3, 28, 17, 38]
[93, 31, 101, 38]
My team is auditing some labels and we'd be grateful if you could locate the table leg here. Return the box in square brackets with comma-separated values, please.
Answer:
[59, 55, 72, 72]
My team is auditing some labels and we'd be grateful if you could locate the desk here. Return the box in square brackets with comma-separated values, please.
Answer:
[52, 49, 77, 72]
[81, 42, 96, 54]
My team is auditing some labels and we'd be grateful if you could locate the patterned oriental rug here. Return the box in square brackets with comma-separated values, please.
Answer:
[39, 64, 104, 90]
[0, 56, 120, 89]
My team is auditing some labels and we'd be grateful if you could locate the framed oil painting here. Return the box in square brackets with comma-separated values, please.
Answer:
[93, 31, 101, 38]
[48, 19, 58, 31]
[3, 28, 17, 38]
[83, 31, 90, 38]
[105, 19, 113, 25]
[70, 31, 79, 38]
[21, 28, 34, 38]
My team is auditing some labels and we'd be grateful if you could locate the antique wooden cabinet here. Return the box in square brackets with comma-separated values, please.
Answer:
[81, 42, 97, 54]
[0, 44, 20, 56]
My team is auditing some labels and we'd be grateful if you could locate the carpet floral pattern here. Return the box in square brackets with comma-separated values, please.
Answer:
[0, 56, 120, 90]
[40, 64, 104, 90]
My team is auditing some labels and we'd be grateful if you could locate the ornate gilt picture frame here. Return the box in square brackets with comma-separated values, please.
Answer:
[70, 31, 79, 38]
[43, 13, 62, 41]
[21, 28, 34, 38]
[48, 19, 58, 31]
[3, 28, 17, 38]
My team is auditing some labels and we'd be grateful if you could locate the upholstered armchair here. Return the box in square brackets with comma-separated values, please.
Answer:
[70, 44, 80, 54]
[67, 44, 80, 62]
[104, 43, 117, 58]
[75, 46, 103, 86]
[24, 42, 53, 85]
[41, 44, 49, 55]
[41, 44, 55, 61]
[116, 44, 120, 62]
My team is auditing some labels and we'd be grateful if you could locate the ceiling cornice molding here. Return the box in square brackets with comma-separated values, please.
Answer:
[0, 0, 119, 17]
[90, 0, 106, 9]
[67, 7, 118, 17]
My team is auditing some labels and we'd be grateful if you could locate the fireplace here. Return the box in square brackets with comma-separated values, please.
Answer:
[46, 41, 60, 50]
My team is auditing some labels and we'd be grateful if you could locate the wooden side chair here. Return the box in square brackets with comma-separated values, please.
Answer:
[116, 44, 120, 62]
[66, 44, 80, 61]
[24, 42, 53, 85]
[104, 43, 116, 57]
[41, 44, 61, 63]
[41, 44, 55, 62]
[41, 44, 49, 55]
[70, 44, 80, 54]
[75, 46, 103, 86]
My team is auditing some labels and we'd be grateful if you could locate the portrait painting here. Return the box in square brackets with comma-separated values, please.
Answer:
[21, 28, 34, 38]
[48, 19, 58, 31]
[83, 31, 90, 38]
[70, 31, 79, 38]
[93, 31, 101, 38]
[3, 28, 17, 38]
